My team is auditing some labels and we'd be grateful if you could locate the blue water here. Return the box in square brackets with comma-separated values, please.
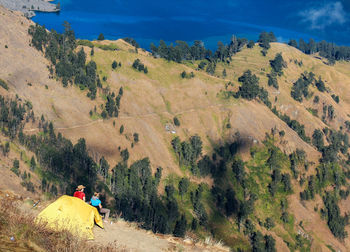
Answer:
[32, 0, 350, 50]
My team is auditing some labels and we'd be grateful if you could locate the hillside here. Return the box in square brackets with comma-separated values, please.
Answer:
[1, 5, 350, 252]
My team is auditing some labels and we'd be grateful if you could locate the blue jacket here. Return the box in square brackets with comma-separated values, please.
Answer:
[90, 196, 101, 207]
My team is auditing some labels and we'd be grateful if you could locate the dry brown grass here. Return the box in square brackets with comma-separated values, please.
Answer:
[0, 199, 123, 252]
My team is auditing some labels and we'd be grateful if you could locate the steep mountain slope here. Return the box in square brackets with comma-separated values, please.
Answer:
[1, 5, 350, 252]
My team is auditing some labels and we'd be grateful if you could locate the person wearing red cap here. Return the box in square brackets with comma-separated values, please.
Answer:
[73, 185, 86, 201]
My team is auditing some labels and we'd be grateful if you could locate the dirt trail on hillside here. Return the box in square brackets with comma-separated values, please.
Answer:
[23, 104, 225, 132]
[92, 221, 171, 252]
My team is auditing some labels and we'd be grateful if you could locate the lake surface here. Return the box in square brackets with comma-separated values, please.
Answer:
[32, 0, 349, 50]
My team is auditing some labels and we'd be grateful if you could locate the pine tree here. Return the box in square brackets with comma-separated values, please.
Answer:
[179, 178, 189, 199]
[112, 60, 118, 69]
[97, 33, 105, 41]
[173, 215, 187, 237]
[30, 156, 36, 171]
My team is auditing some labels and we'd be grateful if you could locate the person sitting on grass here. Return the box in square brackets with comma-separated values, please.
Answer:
[90, 192, 110, 222]
[73, 185, 86, 201]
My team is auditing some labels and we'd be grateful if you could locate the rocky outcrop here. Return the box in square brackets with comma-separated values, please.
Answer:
[0, 0, 59, 18]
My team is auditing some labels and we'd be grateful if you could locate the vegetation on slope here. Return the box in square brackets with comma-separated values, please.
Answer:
[7, 20, 349, 251]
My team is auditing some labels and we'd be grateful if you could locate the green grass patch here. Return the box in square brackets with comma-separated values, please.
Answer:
[95, 43, 119, 51]
[307, 107, 318, 117]
[90, 112, 102, 120]
[77, 39, 94, 48]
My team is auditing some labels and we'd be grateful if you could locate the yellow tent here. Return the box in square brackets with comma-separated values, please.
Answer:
[36, 195, 104, 239]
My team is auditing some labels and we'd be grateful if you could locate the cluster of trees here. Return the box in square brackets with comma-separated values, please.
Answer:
[148, 32, 274, 79]
[331, 94, 340, 104]
[289, 149, 307, 179]
[197, 60, 218, 76]
[291, 72, 315, 102]
[132, 59, 148, 73]
[300, 175, 316, 200]
[180, 71, 195, 79]
[258, 31, 277, 50]
[19, 128, 97, 196]
[171, 135, 203, 174]
[150, 32, 273, 65]
[109, 158, 206, 237]
[0, 94, 99, 196]
[300, 125, 349, 238]
[316, 77, 326, 92]
[323, 192, 349, 239]
[312, 128, 349, 163]
[267, 53, 287, 90]
[112, 60, 121, 70]
[258, 31, 277, 56]
[211, 153, 257, 227]
[322, 104, 335, 123]
[299, 163, 349, 238]
[267, 73, 278, 89]
[101, 87, 123, 118]
[28, 23, 100, 99]
[288, 38, 350, 63]
[249, 230, 276, 252]
[268, 156, 293, 196]
[235, 70, 271, 107]
[269, 53, 286, 76]
[209, 135, 299, 251]
[0, 95, 34, 139]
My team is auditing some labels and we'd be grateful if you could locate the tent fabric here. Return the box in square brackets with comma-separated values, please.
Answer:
[36, 195, 103, 239]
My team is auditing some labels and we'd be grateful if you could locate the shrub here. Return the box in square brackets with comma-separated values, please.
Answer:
[0, 79, 8, 90]
[173, 117, 180, 126]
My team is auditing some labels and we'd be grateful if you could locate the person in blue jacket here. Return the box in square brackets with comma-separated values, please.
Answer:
[90, 192, 110, 222]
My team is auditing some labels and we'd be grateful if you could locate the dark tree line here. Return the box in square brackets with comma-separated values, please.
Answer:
[0, 94, 98, 195]
[150, 35, 249, 64]
[288, 38, 350, 63]
[19, 128, 97, 196]
[28, 23, 100, 99]
[123, 37, 140, 48]
[150, 32, 276, 66]
[110, 158, 197, 236]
